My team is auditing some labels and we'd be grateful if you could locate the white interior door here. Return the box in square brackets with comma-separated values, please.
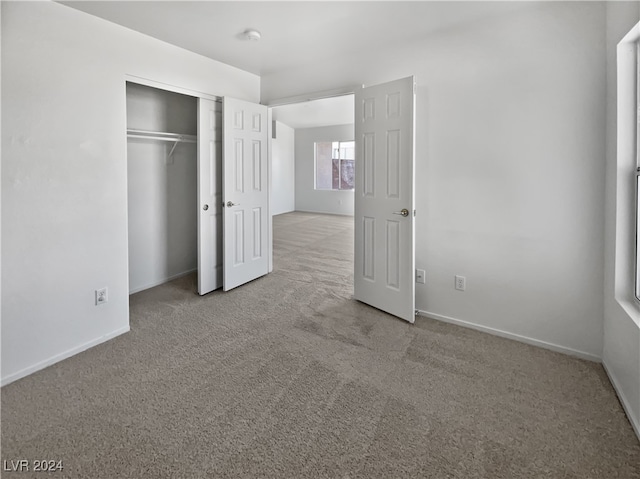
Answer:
[197, 98, 223, 295]
[222, 97, 269, 291]
[354, 76, 416, 323]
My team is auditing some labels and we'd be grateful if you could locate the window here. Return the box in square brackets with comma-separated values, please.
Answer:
[315, 141, 355, 190]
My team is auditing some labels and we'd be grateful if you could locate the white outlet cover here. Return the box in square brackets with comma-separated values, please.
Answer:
[95, 287, 108, 305]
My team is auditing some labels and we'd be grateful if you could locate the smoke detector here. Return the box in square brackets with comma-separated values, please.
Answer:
[243, 29, 261, 41]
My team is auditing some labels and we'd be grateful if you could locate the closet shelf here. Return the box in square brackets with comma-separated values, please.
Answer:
[126, 128, 197, 143]
[127, 129, 197, 159]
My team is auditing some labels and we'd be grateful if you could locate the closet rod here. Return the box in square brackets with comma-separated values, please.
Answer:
[126, 128, 197, 143]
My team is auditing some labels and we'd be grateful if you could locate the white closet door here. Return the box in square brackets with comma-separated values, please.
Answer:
[197, 98, 223, 295]
[354, 76, 416, 323]
[222, 97, 269, 291]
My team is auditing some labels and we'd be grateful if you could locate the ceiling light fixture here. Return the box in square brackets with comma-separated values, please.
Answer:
[243, 29, 261, 42]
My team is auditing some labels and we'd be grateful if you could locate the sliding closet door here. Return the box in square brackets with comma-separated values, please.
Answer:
[197, 98, 223, 295]
[222, 97, 269, 291]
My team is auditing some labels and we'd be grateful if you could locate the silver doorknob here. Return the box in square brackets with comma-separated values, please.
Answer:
[226, 201, 239, 207]
[203, 204, 209, 211]
[393, 208, 410, 217]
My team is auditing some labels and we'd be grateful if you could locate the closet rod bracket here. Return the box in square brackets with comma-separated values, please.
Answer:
[167, 140, 179, 159]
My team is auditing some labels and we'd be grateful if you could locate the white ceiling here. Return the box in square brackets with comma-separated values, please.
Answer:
[60, 1, 530, 128]
[60, 1, 530, 77]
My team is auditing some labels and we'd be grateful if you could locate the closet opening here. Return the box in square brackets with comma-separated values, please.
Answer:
[126, 82, 201, 294]
[125, 80, 269, 297]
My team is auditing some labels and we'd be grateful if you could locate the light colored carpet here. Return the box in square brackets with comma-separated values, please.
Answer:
[2, 211, 639, 478]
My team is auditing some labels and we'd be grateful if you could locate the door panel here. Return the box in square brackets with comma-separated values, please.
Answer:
[223, 97, 269, 291]
[197, 98, 223, 295]
[354, 76, 416, 323]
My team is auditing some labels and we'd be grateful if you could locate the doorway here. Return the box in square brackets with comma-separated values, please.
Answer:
[126, 82, 199, 294]
[269, 76, 417, 323]
[269, 95, 356, 281]
[270, 94, 356, 217]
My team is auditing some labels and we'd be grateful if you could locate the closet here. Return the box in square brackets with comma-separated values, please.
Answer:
[126, 81, 269, 296]
[126, 82, 210, 294]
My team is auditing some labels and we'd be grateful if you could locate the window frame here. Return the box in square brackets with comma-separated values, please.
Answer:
[617, 24, 640, 309]
[613, 21, 640, 315]
[314, 140, 355, 191]
[635, 40, 640, 302]
[636, 42, 640, 302]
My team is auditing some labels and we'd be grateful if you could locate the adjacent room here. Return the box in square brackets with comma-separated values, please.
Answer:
[269, 95, 356, 288]
[2, 1, 640, 477]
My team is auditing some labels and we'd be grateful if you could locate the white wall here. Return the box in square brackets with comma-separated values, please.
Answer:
[1, 1, 259, 385]
[295, 125, 355, 216]
[126, 83, 198, 293]
[603, 3, 640, 437]
[264, 2, 607, 359]
[271, 121, 295, 215]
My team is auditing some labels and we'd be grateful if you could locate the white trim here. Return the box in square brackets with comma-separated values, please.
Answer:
[267, 109, 274, 273]
[129, 268, 198, 295]
[1, 326, 130, 387]
[416, 310, 601, 363]
[602, 361, 640, 441]
[294, 209, 354, 217]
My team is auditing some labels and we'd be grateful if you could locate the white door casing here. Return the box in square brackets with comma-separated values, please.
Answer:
[222, 97, 269, 291]
[354, 76, 416, 323]
[197, 98, 223, 295]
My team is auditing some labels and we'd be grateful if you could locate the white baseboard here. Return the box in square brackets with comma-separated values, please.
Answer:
[129, 268, 197, 295]
[1, 326, 130, 387]
[294, 209, 354, 217]
[416, 310, 602, 363]
[602, 361, 640, 441]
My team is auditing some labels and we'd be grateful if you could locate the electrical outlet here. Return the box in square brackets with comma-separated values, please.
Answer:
[455, 275, 466, 291]
[95, 287, 108, 305]
[416, 269, 426, 284]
